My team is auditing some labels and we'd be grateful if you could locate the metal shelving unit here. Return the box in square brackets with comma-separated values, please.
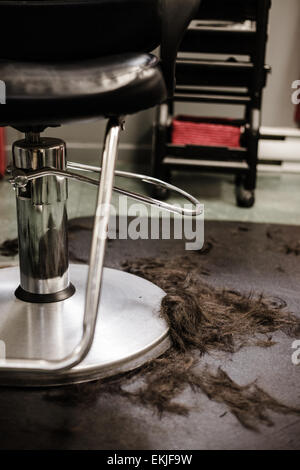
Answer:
[152, 0, 272, 207]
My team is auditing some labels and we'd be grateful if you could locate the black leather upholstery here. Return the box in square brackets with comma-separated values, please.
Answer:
[0, 1, 162, 62]
[0, 0, 201, 128]
[160, 0, 200, 92]
[0, 54, 166, 127]
[0, 0, 201, 93]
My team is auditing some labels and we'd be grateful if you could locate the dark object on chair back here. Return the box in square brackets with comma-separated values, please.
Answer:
[0, 0, 200, 95]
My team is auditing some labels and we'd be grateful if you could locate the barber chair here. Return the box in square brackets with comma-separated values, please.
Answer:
[0, 0, 201, 386]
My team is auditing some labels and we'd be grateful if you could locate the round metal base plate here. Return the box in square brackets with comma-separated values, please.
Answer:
[0, 265, 170, 387]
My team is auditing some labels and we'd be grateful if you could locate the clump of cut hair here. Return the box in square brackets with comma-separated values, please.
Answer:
[122, 257, 300, 354]
[45, 256, 300, 431]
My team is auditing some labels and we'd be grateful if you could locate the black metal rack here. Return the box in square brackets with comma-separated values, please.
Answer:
[152, 0, 272, 207]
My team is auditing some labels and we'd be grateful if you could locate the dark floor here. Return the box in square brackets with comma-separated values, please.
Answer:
[0, 219, 299, 450]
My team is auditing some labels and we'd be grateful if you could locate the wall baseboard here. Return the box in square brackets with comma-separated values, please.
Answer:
[5, 127, 300, 173]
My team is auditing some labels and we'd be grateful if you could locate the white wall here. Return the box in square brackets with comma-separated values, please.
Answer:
[262, 0, 300, 127]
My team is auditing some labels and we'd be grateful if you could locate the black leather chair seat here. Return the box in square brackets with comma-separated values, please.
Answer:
[0, 53, 167, 128]
[0, 0, 201, 98]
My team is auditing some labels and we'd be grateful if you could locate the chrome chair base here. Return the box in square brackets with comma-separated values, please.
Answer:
[0, 264, 170, 387]
[0, 118, 199, 382]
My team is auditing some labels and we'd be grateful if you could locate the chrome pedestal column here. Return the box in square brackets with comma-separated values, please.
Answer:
[13, 134, 75, 302]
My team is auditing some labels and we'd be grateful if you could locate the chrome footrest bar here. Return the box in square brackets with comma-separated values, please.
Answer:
[10, 164, 203, 218]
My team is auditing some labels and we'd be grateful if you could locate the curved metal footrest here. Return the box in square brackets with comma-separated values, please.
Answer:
[10, 163, 203, 217]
